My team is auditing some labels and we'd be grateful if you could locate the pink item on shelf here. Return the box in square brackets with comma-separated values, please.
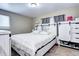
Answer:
[67, 16, 73, 21]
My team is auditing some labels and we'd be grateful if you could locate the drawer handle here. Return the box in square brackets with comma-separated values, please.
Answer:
[75, 22, 79, 24]
[75, 28, 79, 29]
[75, 33, 79, 34]
[76, 38, 79, 39]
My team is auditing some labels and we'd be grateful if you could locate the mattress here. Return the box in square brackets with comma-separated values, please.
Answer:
[11, 33, 56, 56]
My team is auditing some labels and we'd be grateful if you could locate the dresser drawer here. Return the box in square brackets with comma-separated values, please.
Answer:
[71, 28, 79, 33]
[71, 24, 79, 28]
[72, 33, 79, 38]
[71, 33, 79, 43]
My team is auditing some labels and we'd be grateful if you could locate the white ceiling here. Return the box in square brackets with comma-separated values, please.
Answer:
[0, 3, 79, 18]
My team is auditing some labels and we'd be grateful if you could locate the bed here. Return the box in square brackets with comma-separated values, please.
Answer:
[11, 24, 57, 56]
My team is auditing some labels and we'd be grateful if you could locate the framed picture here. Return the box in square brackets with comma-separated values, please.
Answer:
[54, 14, 65, 23]
[42, 17, 50, 24]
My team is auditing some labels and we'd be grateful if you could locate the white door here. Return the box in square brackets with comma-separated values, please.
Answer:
[58, 23, 71, 41]
[71, 22, 79, 43]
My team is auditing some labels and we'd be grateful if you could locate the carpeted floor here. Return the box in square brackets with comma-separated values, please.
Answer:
[45, 45, 79, 56]
[11, 45, 79, 56]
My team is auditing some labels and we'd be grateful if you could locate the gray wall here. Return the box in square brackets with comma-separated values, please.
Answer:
[33, 7, 79, 27]
[0, 9, 33, 34]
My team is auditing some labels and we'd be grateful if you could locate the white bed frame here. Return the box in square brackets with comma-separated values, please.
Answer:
[11, 37, 57, 56]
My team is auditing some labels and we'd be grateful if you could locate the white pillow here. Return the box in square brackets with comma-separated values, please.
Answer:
[39, 31, 48, 35]
[32, 30, 39, 34]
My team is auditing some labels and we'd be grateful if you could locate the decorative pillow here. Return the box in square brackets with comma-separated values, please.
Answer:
[39, 31, 48, 35]
[32, 30, 40, 34]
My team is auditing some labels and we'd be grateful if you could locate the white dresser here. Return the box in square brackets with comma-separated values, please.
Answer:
[71, 21, 79, 43]
[0, 30, 11, 56]
[58, 21, 79, 49]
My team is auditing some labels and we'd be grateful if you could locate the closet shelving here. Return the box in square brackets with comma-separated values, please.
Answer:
[60, 40, 79, 50]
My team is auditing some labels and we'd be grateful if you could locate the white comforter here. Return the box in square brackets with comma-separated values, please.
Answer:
[11, 33, 56, 56]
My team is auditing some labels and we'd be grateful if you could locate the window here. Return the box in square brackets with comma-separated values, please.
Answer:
[0, 15, 10, 29]
[42, 17, 50, 24]
[54, 15, 65, 23]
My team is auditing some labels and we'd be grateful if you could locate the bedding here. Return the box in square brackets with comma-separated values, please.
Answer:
[11, 33, 56, 56]
[32, 30, 40, 34]
[39, 31, 48, 35]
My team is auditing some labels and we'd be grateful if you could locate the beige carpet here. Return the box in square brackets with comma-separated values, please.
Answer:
[45, 45, 79, 56]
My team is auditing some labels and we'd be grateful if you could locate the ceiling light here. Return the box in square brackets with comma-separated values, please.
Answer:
[28, 3, 39, 7]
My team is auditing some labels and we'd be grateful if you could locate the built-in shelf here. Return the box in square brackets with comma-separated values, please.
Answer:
[60, 40, 79, 50]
